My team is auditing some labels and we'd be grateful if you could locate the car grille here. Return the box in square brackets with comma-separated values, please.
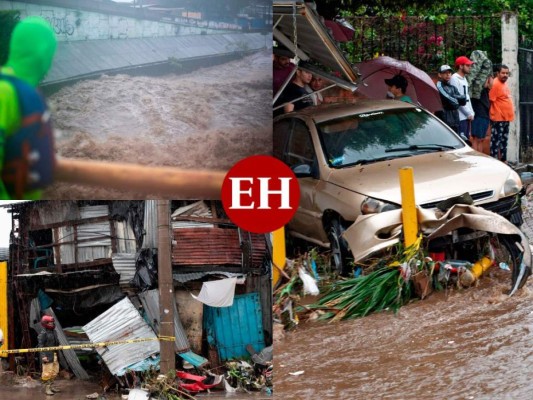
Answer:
[477, 194, 523, 225]
[420, 191, 522, 225]
[420, 190, 494, 209]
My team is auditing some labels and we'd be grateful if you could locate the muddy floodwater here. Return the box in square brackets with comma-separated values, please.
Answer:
[275, 197, 533, 400]
[275, 276, 533, 399]
[44, 50, 272, 199]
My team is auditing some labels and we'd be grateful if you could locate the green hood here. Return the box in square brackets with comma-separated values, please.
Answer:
[5, 16, 57, 87]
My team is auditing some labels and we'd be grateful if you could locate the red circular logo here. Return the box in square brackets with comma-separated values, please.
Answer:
[221, 155, 300, 233]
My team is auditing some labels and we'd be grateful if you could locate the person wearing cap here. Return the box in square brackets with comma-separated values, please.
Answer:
[384, 74, 412, 103]
[489, 64, 514, 162]
[38, 314, 60, 395]
[435, 64, 467, 134]
[450, 56, 475, 140]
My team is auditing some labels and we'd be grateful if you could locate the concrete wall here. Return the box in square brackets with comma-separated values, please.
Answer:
[0, 1, 224, 41]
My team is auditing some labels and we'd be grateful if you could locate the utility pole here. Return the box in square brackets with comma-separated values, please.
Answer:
[157, 200, 174, 374]
[501, 12, 520, 163]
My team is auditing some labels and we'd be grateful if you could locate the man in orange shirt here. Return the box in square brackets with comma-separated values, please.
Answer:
[489, 64, 515, 162]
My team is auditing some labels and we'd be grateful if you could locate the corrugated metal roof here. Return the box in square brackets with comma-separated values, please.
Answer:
[112, 253, 137, 285]
[82, 297, 159, 376]
[172, 228, 266, 266]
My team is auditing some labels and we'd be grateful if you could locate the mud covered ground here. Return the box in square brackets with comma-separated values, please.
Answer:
[44, 50, 272, 199]
[274, 194, 533, 400]
[0, 372, 271, 399]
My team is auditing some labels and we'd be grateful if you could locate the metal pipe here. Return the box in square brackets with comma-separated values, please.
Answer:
[55, 158, 225, 199]
[399, 167, 418, 248]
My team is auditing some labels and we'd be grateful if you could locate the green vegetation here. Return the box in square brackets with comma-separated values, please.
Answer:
[316, 0, 533, 39]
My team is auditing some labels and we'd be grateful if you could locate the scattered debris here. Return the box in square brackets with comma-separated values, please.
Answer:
[288, 371, 304, 376]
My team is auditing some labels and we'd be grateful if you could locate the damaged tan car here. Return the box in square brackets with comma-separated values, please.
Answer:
[273, 100, 524, 276]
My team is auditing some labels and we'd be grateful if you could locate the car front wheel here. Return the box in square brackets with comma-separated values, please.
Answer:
[327, 219, 352, 276]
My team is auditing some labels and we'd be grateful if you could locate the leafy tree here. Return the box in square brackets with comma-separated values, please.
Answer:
[316, 0, 533, 38]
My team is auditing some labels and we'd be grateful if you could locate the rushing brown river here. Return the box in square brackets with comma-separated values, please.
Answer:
[275, 274, 533, 399]
[274, 195, 533, 400]
[43, 50, 272, 199]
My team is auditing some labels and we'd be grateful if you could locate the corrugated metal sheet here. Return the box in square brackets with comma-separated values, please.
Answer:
[53, 205, 112, 264]
[82, 297, 159, 376]
[115, 221, 137, 254]
[172, 221, 214, 229]
[0, 248, 8, 261]
[204, 293, 265, 361]
[56, 225, 75, 264]
[138, 289, 191, 354]
[142, 200, 158, 249]
[45, 308, 90, 380]
[112, 253, 137, 285]
[173, 271, 245, 283]
[171, 201, 213, 229]
[37, 201, 80, 225]
[79, 205, 109, 219]
[172, 228, 266, 266]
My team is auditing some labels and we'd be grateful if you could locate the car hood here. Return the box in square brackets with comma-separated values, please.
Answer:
[324, 149, 516, 206]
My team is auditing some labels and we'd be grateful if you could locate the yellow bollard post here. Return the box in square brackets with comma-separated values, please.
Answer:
[399, 167, 418, 248]
[272, 227, 286, 288]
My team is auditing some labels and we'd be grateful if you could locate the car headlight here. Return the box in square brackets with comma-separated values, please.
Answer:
[500, 170, 522, 197]
[361, 197, 401, 214]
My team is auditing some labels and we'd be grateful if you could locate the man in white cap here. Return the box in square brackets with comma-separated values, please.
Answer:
[450, 56, 475, 141]
[435, 64, 467, 134]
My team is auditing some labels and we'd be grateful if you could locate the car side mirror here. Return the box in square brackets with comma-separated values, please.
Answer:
[292, 163, 313, 178]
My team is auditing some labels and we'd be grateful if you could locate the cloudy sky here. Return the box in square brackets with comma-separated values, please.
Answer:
[0, 201, 27, 247]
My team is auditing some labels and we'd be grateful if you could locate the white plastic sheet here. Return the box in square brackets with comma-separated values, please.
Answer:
[191, 277, 237, 307]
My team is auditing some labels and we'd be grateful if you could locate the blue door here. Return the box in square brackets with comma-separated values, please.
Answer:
[204, 293, 265, 360]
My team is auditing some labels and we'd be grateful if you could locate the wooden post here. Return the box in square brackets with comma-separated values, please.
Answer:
[157, 200, 174, 374]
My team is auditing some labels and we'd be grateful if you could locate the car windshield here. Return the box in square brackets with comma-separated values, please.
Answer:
[316, 108, 465, 168]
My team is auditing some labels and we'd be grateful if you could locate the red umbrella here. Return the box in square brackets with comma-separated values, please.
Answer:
[355, 56, 442, 113]
[324, 20, 354, 42]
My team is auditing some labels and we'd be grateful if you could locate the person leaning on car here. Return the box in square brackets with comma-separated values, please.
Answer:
[435, 64, 467, 137]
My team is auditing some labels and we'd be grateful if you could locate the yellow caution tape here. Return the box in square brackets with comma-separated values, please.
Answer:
[0, 335, 176, 354]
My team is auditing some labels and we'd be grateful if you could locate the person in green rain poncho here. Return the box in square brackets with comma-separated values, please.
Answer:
[0, 16, 57, 199]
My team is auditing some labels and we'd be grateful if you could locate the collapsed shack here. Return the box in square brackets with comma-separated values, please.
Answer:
[2, 200, 272, 397]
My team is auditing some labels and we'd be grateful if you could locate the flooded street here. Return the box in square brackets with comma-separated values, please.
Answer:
[274, 196, 533, 400]
[44, 50, 272, 199]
